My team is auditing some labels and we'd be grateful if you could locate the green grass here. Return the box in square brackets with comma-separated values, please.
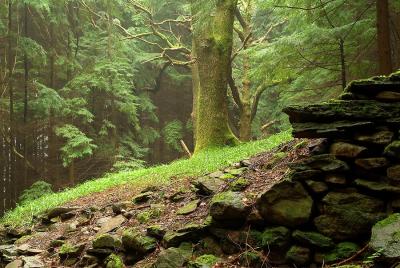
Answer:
[1, 131, 291, 227]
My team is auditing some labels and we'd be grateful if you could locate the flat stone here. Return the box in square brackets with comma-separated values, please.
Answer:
[97, 215, 126, 235]
[355, 158, 389, 170]
[325, 174, 347, 185]
[292, 230, 334, 249]
[256, 181, 313, 228]
[177, 200, 200, 216]
[291, 121, 374, 138]
[355, 179, 400, 194]
[16, 244, 43, 255]
[370, 213, 400, 260]
[122, 229, 156, 254]
[355, 130, 394, 145]
[330, 142, 367, 158]
[314, 242, 359, 264]
[92, 234, 122, 249]
[305, 180, 328, 194]
[376, 91, 400, 102]
[132, 192, 153, 204]
[163, 231, 199, 248]
[384, 141, 400, 159]
[290, 154, 349, 173]
[152, 243, 192, 268]
[46, 207, 79, 220]
[22, 256, 44, 268]
[5, 260, 23, 268]
[285, 246, 310, 266]
[192, 177, 225, 196]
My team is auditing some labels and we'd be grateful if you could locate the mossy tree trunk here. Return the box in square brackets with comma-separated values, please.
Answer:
[191, 0, 239, 153]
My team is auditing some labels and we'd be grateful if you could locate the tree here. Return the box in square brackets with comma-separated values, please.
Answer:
[191, 0, 239, 152]
[377, 0, 393, 75]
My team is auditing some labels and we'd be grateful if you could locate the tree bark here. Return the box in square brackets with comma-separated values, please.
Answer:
[377, 0, 393, 75]
[191, 0, 239, 153]
[239, 52, 252, 141]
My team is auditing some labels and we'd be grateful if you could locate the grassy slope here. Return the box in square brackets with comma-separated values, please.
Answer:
[1, 131, 291, 227]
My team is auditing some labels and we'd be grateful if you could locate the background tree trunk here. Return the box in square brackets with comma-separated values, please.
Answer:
[192, 0, 239, 153]
[377, 0, 393, 75]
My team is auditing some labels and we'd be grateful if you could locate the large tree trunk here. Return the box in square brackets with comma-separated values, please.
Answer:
[191, 0, 239, 153]
[377, 0, 393, 75]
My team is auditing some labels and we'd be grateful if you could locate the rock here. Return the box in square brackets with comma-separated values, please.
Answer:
[132, 192, 153, 204]
[16, 244, 43, 255]
[290, 154, 349, 173]
[376, 91, 400, 102]
[305, 180, 328, 194]
[314, 190, 385, 240]
[192, 177, 225, 196]
[241, 159, 251, 167]
[188, 254, 220, 268]
[5, 260, 23, 268]
[86, 248, 113, 257]
[291, 170, 323, 181]
[384, 141, 400, 159]
[97, 215, 126, 235]
[229, 178, 250, 191]
[209, 192, 250, 225]
[177, 200, 200, 216]
[167, 190, 186, 202]
[246, 209, 265, 228]
[284, 100, 400, 123]
[387, 165, 400, 183]
[355, 130, 394, 145]
[46, 207, 79, 220]
[208, 171, 225, 178]
[355, 158, 389, 170]
[147, 225, 166, 240]
[163, 231, 199, 248]
[325, 174, 347, 185]
[112, 202, 130, 215]
[122, 229, 156, 254]
[290, 121, 374, 138]
[370, 213, 400, 260]
[260, 226, 290, 249]
[0, 244, 17, 257]
[292, 230, 334, 249]
[152, 243, 192, 268]
[209, 229, 260, 254]
[81, 254, 99, 266]
[22, 256, 44, 268]
[315, 242, 359, 264]
[105, 254, 124, 268]
[355, 179, 400, 194]
[330, 142, 367, 158]
[285, 245, 310, 266]
[195, 237, 223, 257]
[92, 234, 122, 249]
[238, 251, 263, 268]
[59, 243, 85, 260]
[256, 181, 313, 228]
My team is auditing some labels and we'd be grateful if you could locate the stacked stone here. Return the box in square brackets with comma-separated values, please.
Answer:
[253, 71, 400, 266]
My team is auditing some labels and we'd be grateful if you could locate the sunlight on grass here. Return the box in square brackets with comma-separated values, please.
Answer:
[1, 131, 292, 227]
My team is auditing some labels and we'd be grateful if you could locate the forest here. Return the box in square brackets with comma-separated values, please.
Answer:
[0, 0, 399, 267]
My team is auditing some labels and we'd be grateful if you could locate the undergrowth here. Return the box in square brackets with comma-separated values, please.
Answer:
[1, 131, 291, 227]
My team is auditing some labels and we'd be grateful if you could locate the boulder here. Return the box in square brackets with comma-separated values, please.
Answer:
[163, 231, 199, 248]
[370, 213, 400, 260]
[122, 229, 156, 254]
[92, 234, 122, 249]
[256, 181, 313, 227]
[5, 260, 23, 268]
[97, 215, 126, 235]
[195, 237, 223, 257]
[59, 243, 85, 260]
[292, 230, 334, 249]
[209, 191, 250, 224]
[355, 158, 389, 170]
[192, 177, 225, 196]
[330, 142, 367, 158]
[314, 190, 385, 240]
[152, 243, 192, 268]
[355, 179, 400, 194]
[285, 245, 311, 266]
[46, 207, 79, 220]
[325, 174, 347, 185]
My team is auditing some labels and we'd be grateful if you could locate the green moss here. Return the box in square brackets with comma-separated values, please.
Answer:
[92, 234, 122, 249]
[229, 178, 250, 191]
[323, 242, 360, 263]
[136, 204, 165, 224]
[219, 173, 236, 180]
[105, 254, 124, 268]
[177, 200, 200, 215]
[261, 226, 290, 249]
[375, 213, 400, 228]
[188, 254, 220, 268]
[59, 243, 79, 255]
[122, 228, 156, 254]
